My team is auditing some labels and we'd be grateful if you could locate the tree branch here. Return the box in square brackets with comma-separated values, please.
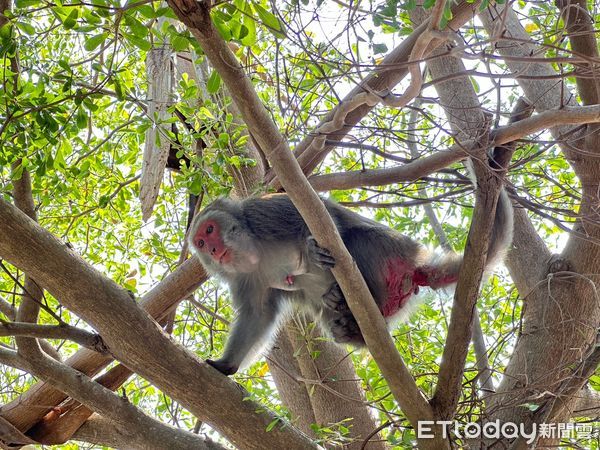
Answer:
[1, 256, 206, 433]
[0, 344, 223, 450]
[309, 104, 600, 192]
[0, 199, 316, 449]
[72, 414, 226, 450]
[0, 322, 106, 353]
[555, 0, 600, 105]
[411, 25, 509, 419]
[165, 0, 443, 447]
[285, 0, 484, 179]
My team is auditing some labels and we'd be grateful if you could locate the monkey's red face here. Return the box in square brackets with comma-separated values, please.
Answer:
[190, 212, 260, 274]
[192, 220, 233, 265]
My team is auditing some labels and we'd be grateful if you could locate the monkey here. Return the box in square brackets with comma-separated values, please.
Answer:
[189, 176, 513, 375]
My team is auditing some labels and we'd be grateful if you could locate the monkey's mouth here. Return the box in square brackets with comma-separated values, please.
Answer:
[218, 250, 229, 265]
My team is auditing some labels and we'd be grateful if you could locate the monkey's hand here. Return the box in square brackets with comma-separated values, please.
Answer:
[206, 358, 238, 376]
[307, 236, 336, 268]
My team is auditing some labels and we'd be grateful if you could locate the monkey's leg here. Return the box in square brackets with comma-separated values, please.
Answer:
[322, 283, 350, 312]
[321, 307, 365, 347]
[207, 291, 280, 375]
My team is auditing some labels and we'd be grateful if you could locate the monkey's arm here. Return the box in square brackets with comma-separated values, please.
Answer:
[207, 284, 281, 375]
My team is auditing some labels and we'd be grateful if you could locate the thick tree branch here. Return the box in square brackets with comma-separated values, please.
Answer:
[479, 7, 600, 445]
[431, 151, 506, 419]
[1, 257, 206, 433]
[555, 0, 600, 105]
[479, 4, 586, 167]
[573, 389, 600, 418]
[27, 364, 134, 444]
[412, 30, 509, 419]
[309, 146, 466, 192]
[509, 328, 600, 450]
[165, 0, 443, 447]
[26, 311, 196, 444]
[11, 165, 63, 363]
[12, 164, 48, 362]
[72, 414, 226, 450]
[505, 206, 553, 294]
[0, 346, 223, 450]
[0, 199, 316, 449]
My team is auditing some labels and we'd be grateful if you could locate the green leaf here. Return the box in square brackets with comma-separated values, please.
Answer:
[254, 5, 279, 30]
[218, 132, 229, 146]
[373, 43, 387, 54]
[198, 107, 214, 119]
[237, 23, 249, 41]
[82, 8, 102, 25]
[212, 17, 232, 41]
[63, 9, 79, 29]
[253, 3, 285, 38]
[0, 23, 12, 41]
[266, 418, 280, 432]
[207, 70, 221, 94]
[58, 59, 71, 72]
[171, 35, 188, 52]
[189, 176, 203, 195]
[98, 194, 110, 208]
[113, 78, 124, 100]
[122, 32, 151, 51]
[54, 142, 67, 169]
[156, 6, 177, 19]
[137, 5, 156, 18]
[241, 6, 256, 46]
[124, 14, 148, 38]
[12, 161, 24, 180]
[14, 0, 39, 7]
[16, 21, 35, 35]
[444, 5, 452, 19]
[76, 109, 88, 129]
[84, 32, 108, 51]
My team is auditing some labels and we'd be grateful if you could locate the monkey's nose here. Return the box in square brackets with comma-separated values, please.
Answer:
[211, 248, 216, 254]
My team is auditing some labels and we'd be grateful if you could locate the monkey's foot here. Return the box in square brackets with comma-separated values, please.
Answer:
[307, 236, 336, 268]
[206, 358, 238, 376]
[330, 314, 364, 346]
[323, 283, 350, 312]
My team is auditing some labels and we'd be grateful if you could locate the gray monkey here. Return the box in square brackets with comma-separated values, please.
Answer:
[189, 177, 513, 375]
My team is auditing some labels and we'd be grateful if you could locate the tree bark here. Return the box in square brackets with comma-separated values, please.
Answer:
[0, 199, 317, 449]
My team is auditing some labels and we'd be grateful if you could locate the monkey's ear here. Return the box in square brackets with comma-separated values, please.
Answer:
[206, 359, 238, 376]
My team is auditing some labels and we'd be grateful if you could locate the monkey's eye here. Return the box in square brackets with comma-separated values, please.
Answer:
[197, 239, 205, 248]
[206, 225, 214, 234]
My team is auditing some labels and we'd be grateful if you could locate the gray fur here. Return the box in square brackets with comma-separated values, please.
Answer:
[190, 191, 512, 375]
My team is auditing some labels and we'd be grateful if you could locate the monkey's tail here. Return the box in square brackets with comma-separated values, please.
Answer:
[485, 187, 513, 268]
[419, 185, 513, 290]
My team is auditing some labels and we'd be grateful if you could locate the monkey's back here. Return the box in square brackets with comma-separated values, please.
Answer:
[241, 195, 427, 307]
